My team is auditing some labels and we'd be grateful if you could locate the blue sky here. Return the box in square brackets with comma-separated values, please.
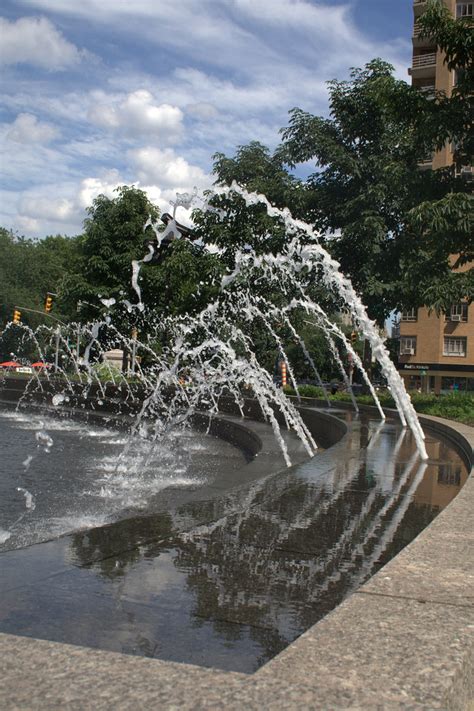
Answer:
[0, 1, 413, 237]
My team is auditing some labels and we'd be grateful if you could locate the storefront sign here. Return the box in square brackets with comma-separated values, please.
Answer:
[398, 363, 474, 373]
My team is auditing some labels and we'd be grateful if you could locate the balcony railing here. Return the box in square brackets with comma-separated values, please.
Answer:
[412, 53, 437, 69]
[413, 20, 434, 39]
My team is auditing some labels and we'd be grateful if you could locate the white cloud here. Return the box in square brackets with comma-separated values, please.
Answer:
[6, 113, 59, 144]
[78, 171, 122, 209]
[19, 196, 74, 222]
[130, 146, 209, 190]
[3, 162, 208, 237]
[0, 16, 83, 70]
[11, 1, 409, 81]
[3, 172, 123, 237]
[1, 1, 413, 238]
[88, 90, 183, 142]
[88, 103, 118, 129]
[17, 215, 41, 233]
[17, 181, 79, 224]
[185, 102, 218, 120]
[0, 136, 69, 187]
[1, 89, 90, 125]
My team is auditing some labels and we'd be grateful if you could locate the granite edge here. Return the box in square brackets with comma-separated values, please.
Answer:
[0, 410, 472, 710]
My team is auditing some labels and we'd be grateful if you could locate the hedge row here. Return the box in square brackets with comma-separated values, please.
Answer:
[283, 385, 474, 427]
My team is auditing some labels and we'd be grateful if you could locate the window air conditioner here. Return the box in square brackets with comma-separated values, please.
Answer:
[451, 314, 462, 321]
[402, 348, 415, 355]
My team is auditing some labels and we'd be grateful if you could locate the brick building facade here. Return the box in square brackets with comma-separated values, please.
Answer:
[398, 0, 473, 394]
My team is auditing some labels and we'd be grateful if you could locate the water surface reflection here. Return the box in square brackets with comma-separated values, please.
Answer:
[0, 414, 468, 673]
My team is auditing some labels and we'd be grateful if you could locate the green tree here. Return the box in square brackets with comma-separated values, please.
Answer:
[195, 59, 472, 323]
[418, 0, 473, 168]
[0, 228, 79, 328]
[61, 185, 160, 321]
[279, 54, 472, 320]
[407, 0, 474, 311]
[0, 228, 80, 361]
[62, 185, 224, 331]
[193, 142, 308, 267]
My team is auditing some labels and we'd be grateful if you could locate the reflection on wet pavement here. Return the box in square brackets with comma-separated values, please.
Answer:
[0, 413, 468, 673]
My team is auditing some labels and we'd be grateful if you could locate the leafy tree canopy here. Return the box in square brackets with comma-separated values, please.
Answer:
[199, 21, 472, 323]
[61, 185, 224, 332]
[60, 185, 160, 321]
[193, 142, 309, 267]
[0, 227, 79, 328]
[279, 56, 473, 320]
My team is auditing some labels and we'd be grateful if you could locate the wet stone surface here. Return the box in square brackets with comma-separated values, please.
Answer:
[0, 407, 469, 674]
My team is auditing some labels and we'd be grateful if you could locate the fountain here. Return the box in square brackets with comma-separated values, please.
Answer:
[0, 184, 439, 543]
[0, 185, 470, 678]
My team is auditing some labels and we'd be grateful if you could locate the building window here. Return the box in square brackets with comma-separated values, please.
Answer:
[438, 464, 462, 486]
[441, 377, 474, 393]
[456, 3, 473, 18]
[448, 303, 468, 322]
[443, 337, 467, 357]
[400, 337, 417, 356]
[406, 375, 422, 391]
[401, 308, 418, 322]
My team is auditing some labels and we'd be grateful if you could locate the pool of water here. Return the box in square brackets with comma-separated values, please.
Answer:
[0, 407, 469, 673]
[0, 406, 245, 550]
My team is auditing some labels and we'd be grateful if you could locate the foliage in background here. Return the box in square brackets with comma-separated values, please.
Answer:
[60, 185, 160, 323]
[196, 1, 472, 320]
[62, 186, 224, 325]
[279, 54, 472, 318]
[193, 142, 309, 268]
[284, 386, 474, 427]
[409, 0, 474, 311]
[417, 0, 473, 168]
[0, 227, 79, 328]
[1, 2, 472, 375]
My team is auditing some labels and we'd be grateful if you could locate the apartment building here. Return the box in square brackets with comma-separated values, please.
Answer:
[397, 0, 473, 394]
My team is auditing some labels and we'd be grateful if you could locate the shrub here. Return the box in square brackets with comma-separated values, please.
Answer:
[92, 362, 126, 382]
[284, 384, 324, 398]
[411, 392, 474, 426]
[284, 386, 473, 426]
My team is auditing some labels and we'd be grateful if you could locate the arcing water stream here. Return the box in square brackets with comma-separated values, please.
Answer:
[0, 185, 429, 545]
[130, 183, 427, 458]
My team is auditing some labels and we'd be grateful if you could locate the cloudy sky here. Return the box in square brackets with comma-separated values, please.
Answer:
[0, 0, 413, 238]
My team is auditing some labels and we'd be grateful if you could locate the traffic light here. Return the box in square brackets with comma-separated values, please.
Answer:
[45, 293, 54, 313]
[13, 309, 21, 324]
[350, 331, 357, 346]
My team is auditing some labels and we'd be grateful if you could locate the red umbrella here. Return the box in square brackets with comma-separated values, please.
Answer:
[31, 362, 51, 368]
[0, 361, 20, 367]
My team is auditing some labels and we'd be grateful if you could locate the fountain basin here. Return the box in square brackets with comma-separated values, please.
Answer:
[0, 383, 470, 693]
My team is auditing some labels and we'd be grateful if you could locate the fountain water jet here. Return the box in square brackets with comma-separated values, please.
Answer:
[1, 181, 430, 545]
[209, 182, 428, 459]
